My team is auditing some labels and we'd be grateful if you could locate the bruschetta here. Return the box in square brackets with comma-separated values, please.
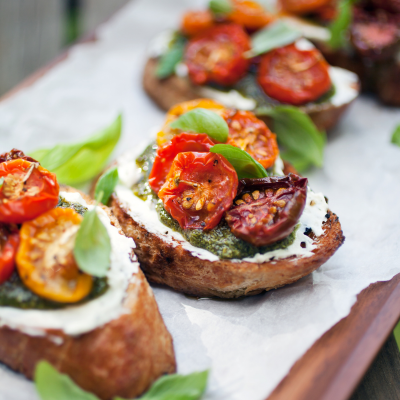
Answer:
[109, 101, 345, 298]
[143, 1, 360, 131]
[0, 150, 176, 400]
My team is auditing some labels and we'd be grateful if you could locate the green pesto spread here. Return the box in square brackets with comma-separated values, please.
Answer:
[0, 197, 108, 310]
[155, 200, 297, 260]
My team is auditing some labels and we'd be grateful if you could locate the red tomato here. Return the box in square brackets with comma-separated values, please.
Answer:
[225, 110, 279, 169]
[0, 159, 59, 224]
[257, 43, 332, 105]
[225, 174, 307, 246]
[181, 10, 215, 37]
[158, 152, 238, 230]
[149, 133, 215, 194]
[0, 224, 20, 284]
[185, 23, 251, 86]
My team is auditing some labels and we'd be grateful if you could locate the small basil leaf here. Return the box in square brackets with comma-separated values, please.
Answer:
[0, 177, 4, 189]
[95, 166, 119, 205]
[73, 207, 111, 278]
[391, 125, 400, 147]
[30, 115, 122, 185]
[156, 34, 186, 79]
[35, 361, 100, 400]
[258, 106, 325, 171]
[209, 0, 233, 16]
[246, 20, 301, 58]
[328, 0, 357, 49]
[210, 144, 268, 179]
[128, 370, 209, 400]
[170, 108, 229, 143]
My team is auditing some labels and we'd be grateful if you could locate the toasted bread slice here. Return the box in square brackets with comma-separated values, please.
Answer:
[0, 187, 176, 400]
[143, 57, 359, 132]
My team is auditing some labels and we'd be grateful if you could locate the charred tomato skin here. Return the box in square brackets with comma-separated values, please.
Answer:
[0, 149, 37, 164]
[225, 110, 279, 169]
[257, 43, 332, 105]
[185, 23, 251, 86]
[225, 174, 308, 246]
[158, 152, 238, 230]
[0, 224, 20, 284]
[0, 159, 59, 224]
[149, 133, 215, 194]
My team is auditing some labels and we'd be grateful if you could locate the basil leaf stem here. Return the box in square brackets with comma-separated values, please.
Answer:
[95, 166, 119, 205]
[35, 361, 99, 400]
[170, 108, 229, 143]
[156, 34, 186, 79]
[30, 115, 122, 185]
[35, 361, 209, 400]
[327, 0, 357, 49]
[209, 0, 233, 16]
[73, 207, 111, 278]
[245, 21, 301, 58]
[210, 144, 268, 179]
[258, 106, 325, 171]
[391, 125, 400, 147]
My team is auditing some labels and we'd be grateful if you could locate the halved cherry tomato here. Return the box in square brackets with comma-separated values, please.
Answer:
[185, 23, 251, 86]
[225, 174, 307, 246]
[181, 10, 215, 37]
[257, 43, 332, 105]
[0, 159, 59, 224]
[16, 207, 93, 303]
[0, 148, 37, 164]
[159, 152, 238, 230]
[0, 224, 20, 284]
[225, 110, 279, 169]
[279, 0, 332, 15]
[149, 133, 215, 194]
[157, 99, 227, 145]
[228, 0, 276, 31]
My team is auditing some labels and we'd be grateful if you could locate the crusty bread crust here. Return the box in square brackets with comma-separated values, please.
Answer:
[111, 194, 344, 299]
[0, 186, 176, 400]
[143, 57, 357, 132]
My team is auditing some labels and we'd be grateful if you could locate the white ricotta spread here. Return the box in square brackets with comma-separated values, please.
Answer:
[295, 38, 316, 51]
[0, 191, 138, 337]
[197, 87, 257, 111]
[114, 151, 329, 264]
[329, 66, 359, 107]
[148, 29, 174, 58]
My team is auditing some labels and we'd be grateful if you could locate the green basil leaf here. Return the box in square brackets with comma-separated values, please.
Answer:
[327, 0, 357, 49]
[0, 177, 4, 189]
[391, 125, 400, 147]
[246, 20, 301, 58]
[209, 0, 233, 16]
[30, 115, 122, 185]
[35, 361, 100, 400]
[156, 34, 186, 79]
[210, 144, 268, 179]
[170, 108, 229, 143]
[73, 207, 111, 278]
[258, 106, 325, 171]
[95, 166, 119, 205]
[125, 370, 209, 400]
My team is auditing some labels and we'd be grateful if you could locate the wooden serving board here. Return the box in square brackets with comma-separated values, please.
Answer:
[2, 31, 400, 400]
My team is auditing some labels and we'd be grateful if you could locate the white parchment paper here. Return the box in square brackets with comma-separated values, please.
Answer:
[0, 1, 400, 399]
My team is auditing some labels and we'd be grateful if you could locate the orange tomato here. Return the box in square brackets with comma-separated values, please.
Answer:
[16, 208, 93, 303]
[229, 0, 276, 31]
[181, 10, 215, 37]
[280, 0, 332, 15]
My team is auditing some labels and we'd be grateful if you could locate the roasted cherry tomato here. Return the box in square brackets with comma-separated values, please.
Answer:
[181, 10, 215, 37]
[0, 148, 37, 164]
[157, 99, 227, 145]
[159, 152, 238, 230]
[257, 43, 332, 105]
[184, 23, 251, 86]
[0, 224, 20, 284]
[16, 207, 93, 303]
[225, 174, 307, 246]
[149, 133, 215, 193]
[228, 0, 275, 31]
[280, 0, 332, 15]
[225, 110, 279, 169]
[0, 159, 59, 224]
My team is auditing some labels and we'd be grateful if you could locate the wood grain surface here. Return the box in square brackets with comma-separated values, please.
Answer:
[1, 2, 400, 400]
